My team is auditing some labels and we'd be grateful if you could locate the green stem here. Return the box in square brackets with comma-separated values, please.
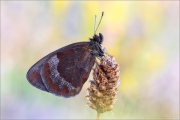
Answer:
[96, 112, 100, 120]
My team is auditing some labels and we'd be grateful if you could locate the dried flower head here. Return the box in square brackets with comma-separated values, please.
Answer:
[86, 53, 120, 115]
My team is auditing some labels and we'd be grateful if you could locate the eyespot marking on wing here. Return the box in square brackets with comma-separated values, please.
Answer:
[50, 84, 59, 94]
[28, 71, 39, 83]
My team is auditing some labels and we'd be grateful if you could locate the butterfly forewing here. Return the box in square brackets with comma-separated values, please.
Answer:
[26, 55, 50, 92]
[27, 42, 95, 97]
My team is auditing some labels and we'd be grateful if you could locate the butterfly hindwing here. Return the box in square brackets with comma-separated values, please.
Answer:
[27, 42, 95, 97]
[26, 54, 50, 92]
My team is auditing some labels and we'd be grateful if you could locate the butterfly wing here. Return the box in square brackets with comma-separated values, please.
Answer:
[26, 42, 95, 97]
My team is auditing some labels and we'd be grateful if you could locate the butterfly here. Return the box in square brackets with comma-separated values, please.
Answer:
[26, 12, 105, 98]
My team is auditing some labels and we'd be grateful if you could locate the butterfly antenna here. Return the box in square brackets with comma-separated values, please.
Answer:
[94, 15, 97, 35]
[95, 12, 104, 34]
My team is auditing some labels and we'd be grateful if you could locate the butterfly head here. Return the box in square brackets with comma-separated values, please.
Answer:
[90, 33, 103, 45]
[89, 12, 104, 57]
[89, 33, 104, 57]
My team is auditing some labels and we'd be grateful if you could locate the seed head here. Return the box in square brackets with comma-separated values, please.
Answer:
[86, 53, 120, 113]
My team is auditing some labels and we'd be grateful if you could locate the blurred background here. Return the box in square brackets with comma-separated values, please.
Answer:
[1, 1, 179, 119]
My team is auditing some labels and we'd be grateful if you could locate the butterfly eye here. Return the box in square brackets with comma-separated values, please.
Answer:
[99, 33, 103, 44]
[93, 35, 100, 43]
[93, 34, 104, 45]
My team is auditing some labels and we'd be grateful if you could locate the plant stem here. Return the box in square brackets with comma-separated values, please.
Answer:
[96, 112, 100, 120]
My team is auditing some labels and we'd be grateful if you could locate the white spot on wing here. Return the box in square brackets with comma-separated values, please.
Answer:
[58, 77, 76, 91]
[48, 55, 60, 82]
[48, 55, 79, 92]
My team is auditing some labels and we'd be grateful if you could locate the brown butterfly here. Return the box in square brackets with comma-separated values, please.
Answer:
[26, 12, 105, 97]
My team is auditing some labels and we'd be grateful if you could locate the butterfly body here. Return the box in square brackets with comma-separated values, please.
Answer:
[26, 33, 104, 97]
